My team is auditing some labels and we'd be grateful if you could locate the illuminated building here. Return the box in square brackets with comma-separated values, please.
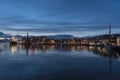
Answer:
[117, 37, 120, 46]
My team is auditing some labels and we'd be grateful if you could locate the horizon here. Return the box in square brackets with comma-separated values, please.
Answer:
[0, 0, 120, 37]
[1, 31, 120, 38]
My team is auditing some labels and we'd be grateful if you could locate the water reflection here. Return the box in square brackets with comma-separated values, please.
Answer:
[0, 43, 120, 80]
[90, 46, 120, 58]
[21, 45, 87, 54]
[9, 44, 119, 75]
[0, 43, 4, 53]
[10, 45, 18, 54]
[15, 44, 120, 58]
[0, 43, 118, 58]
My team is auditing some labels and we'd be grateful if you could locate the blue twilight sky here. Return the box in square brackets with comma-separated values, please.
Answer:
[0, 0, 120, 37]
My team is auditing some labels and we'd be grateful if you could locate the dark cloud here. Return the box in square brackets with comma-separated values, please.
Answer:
[1, 15, 120, 34]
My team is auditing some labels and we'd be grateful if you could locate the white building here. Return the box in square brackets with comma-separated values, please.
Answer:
[10, 37, 18, 42]
[117, 37, 120, 46]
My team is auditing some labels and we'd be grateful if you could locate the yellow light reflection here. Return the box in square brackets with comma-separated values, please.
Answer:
[11, 46, 17, 55]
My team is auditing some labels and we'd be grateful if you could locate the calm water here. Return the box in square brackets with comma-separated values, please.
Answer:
[0, 43, 120, 80]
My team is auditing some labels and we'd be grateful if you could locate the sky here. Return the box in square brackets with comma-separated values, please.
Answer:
[0, 0, 120, 37]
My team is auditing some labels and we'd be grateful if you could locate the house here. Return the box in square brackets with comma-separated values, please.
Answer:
[47, 39, 56, 44]
[117, 37, 120, 46]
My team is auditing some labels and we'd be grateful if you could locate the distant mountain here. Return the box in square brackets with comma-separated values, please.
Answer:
[0, 32, 24, 39]
[1, 31, 120, 41]
[0, 32, 4, 35]
[15, 35, 24, 39]
[81, 33, 120, 41]
[0, 32, 75, 40]
[46, 35, 75, 40]
[0, 33, 8, 38]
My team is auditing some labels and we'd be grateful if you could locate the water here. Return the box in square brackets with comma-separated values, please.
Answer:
[0, 43, 120, 80]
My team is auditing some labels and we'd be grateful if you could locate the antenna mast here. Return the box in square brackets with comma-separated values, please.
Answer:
[109, 22, 111, 43]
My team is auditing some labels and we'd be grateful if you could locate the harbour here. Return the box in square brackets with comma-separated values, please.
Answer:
[0, 0, 120, 79]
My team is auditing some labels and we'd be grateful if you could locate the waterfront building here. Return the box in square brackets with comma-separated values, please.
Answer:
[10, 37, 18, 45]
[117, 37, 120, 46]
[47, 39, 55, 44]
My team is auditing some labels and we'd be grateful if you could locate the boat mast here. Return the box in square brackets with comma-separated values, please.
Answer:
[108, 22, 112, 76]
[109, 22, 111, 43]
[26, 32, 29, 45]
[27, 32, 29, 39]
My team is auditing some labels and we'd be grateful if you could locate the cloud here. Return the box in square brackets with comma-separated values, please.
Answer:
[0, 0, 120, 37]
[0, 15, 120, 35]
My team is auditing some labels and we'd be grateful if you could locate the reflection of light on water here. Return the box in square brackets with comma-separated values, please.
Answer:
[71, 46, 76, 52]
[0, 43, 4, 49]
[11, 46, 17, 55]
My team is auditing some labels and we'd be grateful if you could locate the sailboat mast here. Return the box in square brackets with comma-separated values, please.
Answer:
[109, 22, 111, 36]
[27, 32, 29, 39]
[25, 32, 29, 45]
[109, 22, 111, 43]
